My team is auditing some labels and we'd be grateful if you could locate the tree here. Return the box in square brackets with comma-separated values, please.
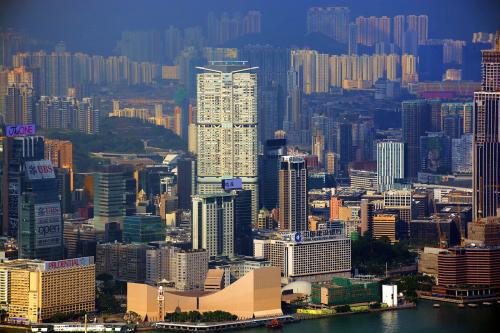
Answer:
[124, 311, 142, 323]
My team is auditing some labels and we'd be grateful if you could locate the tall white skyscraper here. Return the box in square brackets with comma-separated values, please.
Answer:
[377, 141, 405, 192]
[195, 61, 259, 222]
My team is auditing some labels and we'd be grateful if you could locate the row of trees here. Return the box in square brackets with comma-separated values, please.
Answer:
[164, 310, 237, 323]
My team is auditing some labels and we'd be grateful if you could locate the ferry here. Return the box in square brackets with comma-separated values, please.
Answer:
[31, 323, 135, 333]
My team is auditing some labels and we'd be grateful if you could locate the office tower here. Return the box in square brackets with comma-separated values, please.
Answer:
[285, 69, 301, 133]
[418, 44, 444, 81]
[402, 100, 432, 179]
[2, 135, 45, 236]
[56, 167, 73, 215]
[192, 193, 234, 258]
[261, 84, 279, 141]
[442, 114, 464, 139]
[177, 157, 196, 210]
[93, 165, 136, 231]
[393, 15, 405, 50]
[452, 134, 473, 174]
[196, 61, 259, 223]
[123, 214, 166, 243]
[417, 15, 429, 45]
[372, 213, 402, 243]
[420, 132, 452, 174]
[233, 189, 253, 256]
[473, 34, 500, 219]
[260, 138, 287, 210]
[18, 159, 64, 260]
[5, 84, 34, 125]
[241, 46, 289, 143]
[377, 141, 405, 192]
[336, 122, 353, 176]
[279, 156, 307, 232]
[306, 7, 350, 43]
[401, 54, 419, 86]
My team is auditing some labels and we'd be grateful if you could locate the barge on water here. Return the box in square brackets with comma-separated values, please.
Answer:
[31, 323, 135, 332]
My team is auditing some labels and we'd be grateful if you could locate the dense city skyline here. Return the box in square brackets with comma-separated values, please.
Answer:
[0, 1, 499, 331]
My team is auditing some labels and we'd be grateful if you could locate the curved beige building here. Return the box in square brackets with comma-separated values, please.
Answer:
[127, 267, 282, 321]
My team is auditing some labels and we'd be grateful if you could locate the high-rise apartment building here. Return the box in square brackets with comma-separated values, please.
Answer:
[291, 49, 330, 94]
[473, 33, 500, 219]
[377, 141, 405, 192]
[5, 84, 34, 125]
[393, 15, 405, 49]
[196, 61, 258, 223]
[279, 156, 307, 232]
[192, 193, 234, 258]
[355, 16, 391, 46]
[306, 7, 350, 43]
[402, 100, 432, 179]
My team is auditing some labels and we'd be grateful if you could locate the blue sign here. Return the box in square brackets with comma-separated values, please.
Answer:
[294, 232, 302, 243]
[222, 178, 243, 191]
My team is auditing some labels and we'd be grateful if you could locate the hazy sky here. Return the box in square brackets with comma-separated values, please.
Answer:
[1, 0, 498, 54]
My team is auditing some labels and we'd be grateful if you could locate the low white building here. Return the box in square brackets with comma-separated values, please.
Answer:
[382, 284, 398, 307]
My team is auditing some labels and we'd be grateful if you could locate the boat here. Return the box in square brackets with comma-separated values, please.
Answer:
[468, 303, 478, 308]
[483, 302, 492, 306]
[433, 303, 440, 308]
[266, 319, 283, 329]
[457, 304, 465, 308]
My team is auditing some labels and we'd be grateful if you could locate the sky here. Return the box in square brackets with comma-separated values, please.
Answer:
[1, 0, 498, 54]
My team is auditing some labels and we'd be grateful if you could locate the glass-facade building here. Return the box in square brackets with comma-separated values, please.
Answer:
[122, 214, 165, 243]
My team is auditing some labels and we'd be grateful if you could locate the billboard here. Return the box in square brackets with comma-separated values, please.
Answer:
[35, 202, 62, 249]
[5, 124, 36, 137]
[25, 160, 55, 180]
[43, 257, 93, 271]
[222, 178, 243, 191]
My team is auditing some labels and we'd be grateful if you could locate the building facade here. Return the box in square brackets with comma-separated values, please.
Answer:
[196, 61, 259, 223]
[0, 257, 95, 323]
[473, 34, 500, 219]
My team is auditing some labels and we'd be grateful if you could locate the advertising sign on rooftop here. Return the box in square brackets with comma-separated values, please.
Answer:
[35, 202, 62, 249]
[43, 257, 93, 271]
[25, 160, 55, 180]
[5, 124, 36, 137]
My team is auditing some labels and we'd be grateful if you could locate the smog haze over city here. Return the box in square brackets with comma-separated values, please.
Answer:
[0, 1, 499, 332]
